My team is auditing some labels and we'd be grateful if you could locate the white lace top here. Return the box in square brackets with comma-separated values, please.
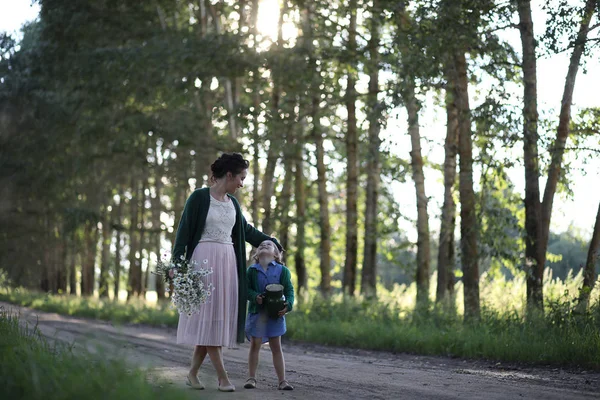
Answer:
[199, 195, 236, 244]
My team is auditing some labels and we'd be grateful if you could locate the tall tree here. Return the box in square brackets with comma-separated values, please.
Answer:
[516, 0, 544, 310]
[99, 205, 111, 298]
[81, 219, 97, 296]
[454, 48, 480, 320]
[537, 0, 598, 309]
[395, 2, 431, 307]
[261, 0, 288, 235]
[343, 0, 359, 296]
[361, 0, 382, 298]
[304, 2, 332, 296]
[406, 80, 431, 308]
[113, 192, 124, 300]
[294, 136, 308, 295]
[436, 80, 459, 305]
[127, 178, 142, 299]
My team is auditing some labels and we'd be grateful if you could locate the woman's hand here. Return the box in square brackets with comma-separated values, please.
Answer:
[256, 294, 263, 305]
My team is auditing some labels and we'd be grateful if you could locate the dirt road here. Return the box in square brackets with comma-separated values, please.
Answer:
[4, 302, 599, 400]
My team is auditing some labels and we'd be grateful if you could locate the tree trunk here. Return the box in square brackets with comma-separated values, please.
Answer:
[52, 219, 67, 293]
[361, 0, 381, 299]
[454, 50, 480, 320]
[99, 206, 111, 298]
[516, 0, 545, 311]
[312, 96, 332, 297]
[343, 0, 359, 296]
[405, 79, 431, 308]
[577, 202, 600, 311]
[57, 230, 67, 293]
[303, 3, 331, 296]
[261, 0, 287, 235]
[114, 193, 124, 300]
[127, 178, 141, 300]
[251, 95, 261, 226]
[250, 0, 261, 226]
[208, 1, 239, 140]
[294, 136, 307, 295]
[152, 172, 165, 300]
[40, 214, 52, 292]
[68, 229, 77, 295]
[140, 176, 148, 297]
[194, 1, 216, 188]
[277, 150, 294, 264]
[81, 219, 97, 296]
[539, 0, 597, 309]
[436, 78, 459, 305]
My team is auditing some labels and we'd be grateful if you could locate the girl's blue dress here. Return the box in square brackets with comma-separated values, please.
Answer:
[245, 261, 287, 343]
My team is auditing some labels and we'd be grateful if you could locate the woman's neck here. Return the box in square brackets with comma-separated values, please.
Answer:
[210, 184, 228, 201]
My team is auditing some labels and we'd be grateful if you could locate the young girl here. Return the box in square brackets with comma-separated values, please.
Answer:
[244, 240, 295, 390]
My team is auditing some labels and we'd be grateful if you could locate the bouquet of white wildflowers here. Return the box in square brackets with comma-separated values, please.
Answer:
[155, 255, 214, 315]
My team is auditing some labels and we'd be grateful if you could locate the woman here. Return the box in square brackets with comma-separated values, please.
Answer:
[172, 152, 282, 392]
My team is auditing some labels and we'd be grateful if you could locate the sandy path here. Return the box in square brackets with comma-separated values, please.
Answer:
[4, 302, 599, 400]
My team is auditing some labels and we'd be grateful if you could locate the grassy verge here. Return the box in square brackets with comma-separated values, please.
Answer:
[286, 296, 600, 369]
[0, 308, 190, 400]
[1, 288, 599, 369]
[0, 289, 179, 326]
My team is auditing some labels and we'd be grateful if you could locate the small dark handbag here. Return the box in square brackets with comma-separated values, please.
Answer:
[263, 283, 287, 319]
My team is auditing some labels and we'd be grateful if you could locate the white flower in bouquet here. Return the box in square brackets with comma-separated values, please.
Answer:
[154, 255, 214, 315]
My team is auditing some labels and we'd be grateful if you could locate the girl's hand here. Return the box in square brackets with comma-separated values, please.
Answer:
[278, 306, 288, 317]
[256, 294, 263, 305]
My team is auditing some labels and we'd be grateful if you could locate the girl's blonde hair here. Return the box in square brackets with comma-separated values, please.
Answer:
[252, 241, 282, 263]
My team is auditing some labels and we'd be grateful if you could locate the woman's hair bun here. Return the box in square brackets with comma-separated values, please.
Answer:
[210, 152, 250, 179]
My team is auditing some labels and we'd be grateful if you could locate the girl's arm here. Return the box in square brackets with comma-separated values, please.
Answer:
[281, 266, 295, 312]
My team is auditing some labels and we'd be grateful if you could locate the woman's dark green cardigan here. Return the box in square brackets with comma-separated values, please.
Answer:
[172, 187, 282, 344]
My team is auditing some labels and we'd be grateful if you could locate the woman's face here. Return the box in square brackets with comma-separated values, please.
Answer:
[226, 169, 247, 194]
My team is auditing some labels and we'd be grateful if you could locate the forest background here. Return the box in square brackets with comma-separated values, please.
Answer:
[1, 0, 600, 328]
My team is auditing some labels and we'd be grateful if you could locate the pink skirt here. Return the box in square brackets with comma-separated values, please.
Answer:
[176, 241, 238, 348]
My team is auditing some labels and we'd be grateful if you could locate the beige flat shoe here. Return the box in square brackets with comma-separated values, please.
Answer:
[278, 380, 294, 390]
[243, 377, 257, 389]
[218, 376, 235, 392]
[218, 382, 236, 392]
[186, 373, 205, 390]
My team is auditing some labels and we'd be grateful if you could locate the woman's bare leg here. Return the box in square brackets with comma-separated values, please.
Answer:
[206, 346, 232, 386]
[190, 345, 207, 376]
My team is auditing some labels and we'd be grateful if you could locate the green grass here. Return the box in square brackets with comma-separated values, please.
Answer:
[285, 296, 600, 368]
[0, 289, 179, 326]
[0, 308, 191, 400]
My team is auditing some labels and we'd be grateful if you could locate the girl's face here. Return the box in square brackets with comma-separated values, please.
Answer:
[257, 240, 278, 259]
[226, 169, 247, 194]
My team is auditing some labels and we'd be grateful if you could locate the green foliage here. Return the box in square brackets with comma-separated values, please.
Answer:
[0, 309, 190, 400]
[547, 231, 592, 281]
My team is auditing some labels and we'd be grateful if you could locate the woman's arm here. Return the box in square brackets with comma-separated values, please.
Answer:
[246, 267, 261, 304]
[172, 191, 198, 261]
[243, 214, 283, 251]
